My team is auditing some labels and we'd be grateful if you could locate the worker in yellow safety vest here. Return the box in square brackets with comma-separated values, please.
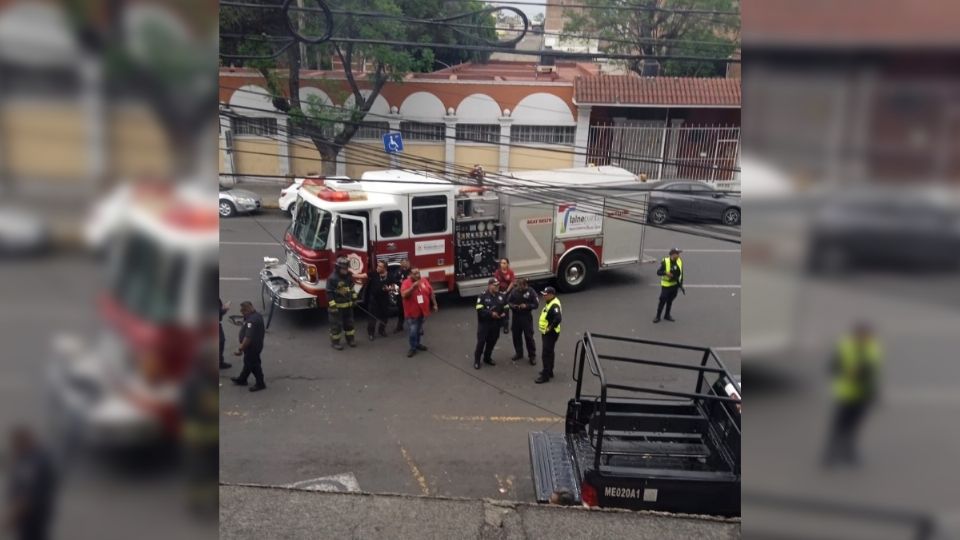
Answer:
[535, 287, 562, 384]
[654, 248, 684, 323]
[822, 322, 882, 468]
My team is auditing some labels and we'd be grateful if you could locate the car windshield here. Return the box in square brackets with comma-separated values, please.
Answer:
[107, 231, 185, 324]
[291, 200, 332, 250]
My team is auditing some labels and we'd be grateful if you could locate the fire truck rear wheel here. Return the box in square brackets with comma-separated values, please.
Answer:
[557, 253, 594, 293]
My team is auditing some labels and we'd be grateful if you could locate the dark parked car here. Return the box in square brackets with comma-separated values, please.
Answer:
[807, 192, 960, 273]
[647, 181, 741, 226]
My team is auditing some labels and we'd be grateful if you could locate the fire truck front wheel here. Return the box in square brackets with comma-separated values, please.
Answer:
[557, 253, 595, 293]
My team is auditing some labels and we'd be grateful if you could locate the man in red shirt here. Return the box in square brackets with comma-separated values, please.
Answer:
[494, 258, 515, 334]
[400, 267, 438, 358]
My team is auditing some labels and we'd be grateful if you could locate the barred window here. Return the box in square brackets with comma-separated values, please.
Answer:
[400, 122, 445, 141]
[455, 124, 501, 144]
[512, 125, 575, 145]
[231, 117, 278, 137]
[353, 121, 390, 140]
[289, 122, 337, 139]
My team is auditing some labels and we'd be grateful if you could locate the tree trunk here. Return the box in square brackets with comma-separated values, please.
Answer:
[314, 140, 339, 176]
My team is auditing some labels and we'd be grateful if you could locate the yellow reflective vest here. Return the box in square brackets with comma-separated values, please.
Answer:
[833, 337, 882, 402]
[660, 257, 683, 288]
[538, 298, 561, 334]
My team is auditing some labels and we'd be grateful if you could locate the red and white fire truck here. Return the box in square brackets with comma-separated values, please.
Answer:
[49, 182, 219, 450]
[260, 166, 651, 317]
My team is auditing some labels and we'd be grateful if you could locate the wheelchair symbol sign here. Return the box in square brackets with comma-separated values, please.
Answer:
[382, 132, 404, 154]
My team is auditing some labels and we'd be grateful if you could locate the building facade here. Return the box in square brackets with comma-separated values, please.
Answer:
[220, 63, 741, 184]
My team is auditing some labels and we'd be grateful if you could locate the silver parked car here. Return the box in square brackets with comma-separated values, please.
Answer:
[219, 185, 262, 217]
[647, 181, 741, 226]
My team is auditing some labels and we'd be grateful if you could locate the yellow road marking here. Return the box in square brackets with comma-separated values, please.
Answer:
[433, 414, 559, 423]
[400, 446, 430, 496]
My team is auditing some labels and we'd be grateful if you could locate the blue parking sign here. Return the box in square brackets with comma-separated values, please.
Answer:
[382, 132, 404, 154]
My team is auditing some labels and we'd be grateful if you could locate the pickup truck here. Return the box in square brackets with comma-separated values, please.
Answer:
[529, 333, 741, 516]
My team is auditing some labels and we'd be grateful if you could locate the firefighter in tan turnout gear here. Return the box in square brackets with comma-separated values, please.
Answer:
[327, 257, 359, 350]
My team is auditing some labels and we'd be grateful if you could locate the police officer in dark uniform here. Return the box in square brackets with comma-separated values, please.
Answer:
[6, 426, 56, 540]
[326, 257, 359, 350]
[474, 278, 507, 370]
[219, 298, 231, 369]
[231, 301, 266, 392]
[508, 277, 539, 364]
[535, 287, 562, 384]
[365, 260, 391, 340]
[654, 248, 684, 323]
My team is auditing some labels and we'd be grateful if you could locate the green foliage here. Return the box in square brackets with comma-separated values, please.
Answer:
[219, 0, 498, 163]
[563, 0, 739, 77]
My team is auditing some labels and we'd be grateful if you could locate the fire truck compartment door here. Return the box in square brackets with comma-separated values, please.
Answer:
[335, 214, 369, 275]
[504, 203, 554, 275]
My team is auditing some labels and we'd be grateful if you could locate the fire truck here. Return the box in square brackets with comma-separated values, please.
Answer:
[261, 166, 651, 319]
[49, 182, 219, 450]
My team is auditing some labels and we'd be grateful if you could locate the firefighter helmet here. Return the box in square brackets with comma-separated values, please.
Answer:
[336, 256, 350, 269]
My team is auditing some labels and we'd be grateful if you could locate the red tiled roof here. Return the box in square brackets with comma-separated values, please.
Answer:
[742, 0, 960, 47]
[574, 76, 740, 107]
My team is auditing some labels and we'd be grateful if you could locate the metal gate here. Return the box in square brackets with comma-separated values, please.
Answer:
[587, 124, 741, 183]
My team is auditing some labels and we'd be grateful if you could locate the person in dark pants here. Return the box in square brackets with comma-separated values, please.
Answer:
[365, 260, 391, 340]
[393, 258, 412, 333]
[181, 354, 219, 515]
[219, 298, 231, 369]
[494, 258, 516, 334]
[822, 322, 882, 468]
[508, 277, 538, 364]
[474, 278, 507, 369]
[326, 257, 362, 350]
[654, 248, 684, 323]
[400, 267, 437, 357]
[535, 287, 562, 384]
[231, 301, 266, 392]
[5, 426, 56, 540]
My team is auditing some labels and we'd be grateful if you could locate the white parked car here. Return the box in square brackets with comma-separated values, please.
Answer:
[219, 185, 262, 217]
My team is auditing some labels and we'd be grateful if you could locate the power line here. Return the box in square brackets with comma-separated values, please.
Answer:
[219, 95, 742, 176]
[218, 105, 741, 235]
[219, 118, 740, 243]
[224, 32, 741, 63]
[458, 0, 740, 16]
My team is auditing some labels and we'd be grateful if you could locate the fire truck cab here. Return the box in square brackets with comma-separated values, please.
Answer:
[261, 166, 651, 318]
[49, 183, 219, 450]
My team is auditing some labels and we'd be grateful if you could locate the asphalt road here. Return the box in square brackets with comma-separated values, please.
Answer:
[218, 209, 742, 502]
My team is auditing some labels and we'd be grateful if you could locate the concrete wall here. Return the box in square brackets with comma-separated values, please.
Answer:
[290, 139, 324, 177]
[508, 146, 575, 171]
[234, 138, 282, 177]
[454, 145, 499, 173]
[1, 103, 89, 179]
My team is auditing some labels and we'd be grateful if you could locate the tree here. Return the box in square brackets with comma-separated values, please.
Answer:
[533, 12, 545, 25]
[563, 0, 739, 77]
[220, 0, 495, 175]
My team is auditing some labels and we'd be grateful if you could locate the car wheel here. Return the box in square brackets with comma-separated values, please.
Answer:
[557, 253, 594, 293]
[813, 243, 850, 275]
[649, 206, 669, 225]
[219, 200, 237, 218]
[722, 207, 741, 226]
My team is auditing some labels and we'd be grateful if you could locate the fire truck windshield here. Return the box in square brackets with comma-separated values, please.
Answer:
[108, 231, 186, 324]
[291, 202, 332, 250]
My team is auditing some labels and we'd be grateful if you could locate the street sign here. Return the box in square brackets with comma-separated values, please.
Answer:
[382, 132, 404, 154]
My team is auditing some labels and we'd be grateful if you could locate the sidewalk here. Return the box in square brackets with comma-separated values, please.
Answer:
[219, 484, 741, 540]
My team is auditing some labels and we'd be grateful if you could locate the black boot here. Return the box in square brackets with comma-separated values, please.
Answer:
[332, 341, 344, 350]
